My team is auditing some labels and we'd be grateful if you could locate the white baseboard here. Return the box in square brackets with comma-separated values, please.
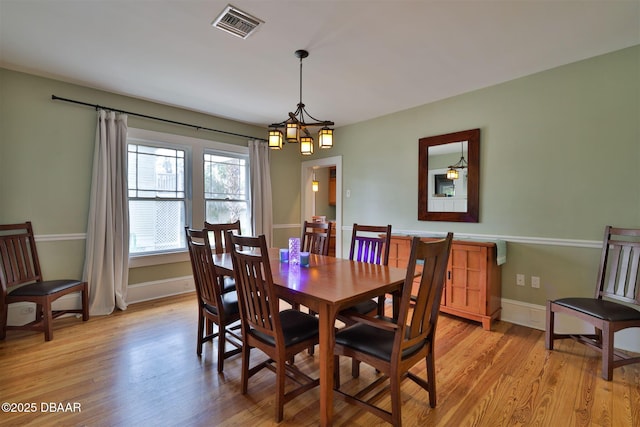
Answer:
[501, 298, 640, 353]
[6, 293, 84, 326]
[126, 276, 195, 304]
[6, 277, 195, 326]
[9, 287, 638, 353]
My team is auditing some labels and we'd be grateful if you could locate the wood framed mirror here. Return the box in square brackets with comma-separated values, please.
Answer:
[418, 128, 480, 222]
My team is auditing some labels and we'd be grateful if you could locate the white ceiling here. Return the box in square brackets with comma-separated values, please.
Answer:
[1, 1, 638, 129]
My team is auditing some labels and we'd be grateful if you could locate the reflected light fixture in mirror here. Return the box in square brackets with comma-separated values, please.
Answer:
[446, 141, 467, 180]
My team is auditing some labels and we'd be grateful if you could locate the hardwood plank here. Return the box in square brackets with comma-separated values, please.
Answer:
[1, 293, 639, 426]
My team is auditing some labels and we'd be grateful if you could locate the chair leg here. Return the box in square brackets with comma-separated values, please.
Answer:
[275, 358, 285, 422]
[0, 304, 7, 339]
[334, 355, 341, 388]
[389, 372, 402, 427]
[241, 346, 250, 394]
[426, 351, 437, 408]
[602, 324, 614, 381]
[35, 303, 43, 323]
[81, 284, 90, 321]
[217, 326, 226, 373]
[197, 312, 204, 356]
[377, 295, 386, 317]
[351, 358, 361, 378]
[43, 300, 53, 341]
[545, 301, 554, 350]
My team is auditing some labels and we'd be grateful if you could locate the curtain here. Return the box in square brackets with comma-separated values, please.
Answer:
[248, 140, 273, 246]
[83, 110, 129, 315]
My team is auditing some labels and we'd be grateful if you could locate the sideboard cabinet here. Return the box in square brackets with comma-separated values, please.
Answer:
[388, 235, 502, 330]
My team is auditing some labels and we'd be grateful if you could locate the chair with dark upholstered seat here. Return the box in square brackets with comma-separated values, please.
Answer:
[0, 221, 89, 341]
[229, 233, 320, 422]
[204, 220, 241, 294]
[185, 227, 242, 372]
[337, 223, 393, 375]
[301, 220, 332, 256]
[333, 233, 453, 426]
[340, 223, 392, 318]
[546, 226, 640, 381]
[301, 220, 332, 319]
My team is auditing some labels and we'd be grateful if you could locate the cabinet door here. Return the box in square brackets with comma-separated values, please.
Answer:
[446, 244, 487, 315]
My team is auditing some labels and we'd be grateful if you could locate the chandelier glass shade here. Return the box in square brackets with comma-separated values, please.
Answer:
[268, 50, 334, 154]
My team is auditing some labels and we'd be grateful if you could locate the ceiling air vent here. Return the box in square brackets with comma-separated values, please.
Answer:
[212, 5, 263, 39]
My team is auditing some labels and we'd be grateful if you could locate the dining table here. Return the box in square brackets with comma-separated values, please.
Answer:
[213, 248, 408, 427]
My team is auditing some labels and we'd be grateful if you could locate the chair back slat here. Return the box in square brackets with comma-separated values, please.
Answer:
[229, 234, 280, 340]
[598, 227, 640, 305]
[0, 222, 43, 292]
[626, 247, 640, 300]
[396, 234, 452, 353]
[204, 220, 241, 255]
[301, 221, 332, 256]
[349, 224, 392, 266]
[185, 228, 224, 311]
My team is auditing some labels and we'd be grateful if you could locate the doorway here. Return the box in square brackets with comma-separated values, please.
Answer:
[301, 156, 342, 257]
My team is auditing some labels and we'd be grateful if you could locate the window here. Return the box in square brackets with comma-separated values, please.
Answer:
[204, 152, 250, 232]
[128, 143, 187, 254]
[127, 128, 250, 258]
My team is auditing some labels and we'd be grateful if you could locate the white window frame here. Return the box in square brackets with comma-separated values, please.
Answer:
[203, 150, 251, 234]
[127, 128, 249, 268]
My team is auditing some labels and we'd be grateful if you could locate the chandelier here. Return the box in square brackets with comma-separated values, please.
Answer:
[268, 50, 334, 155]
[446, 141, 468, 180]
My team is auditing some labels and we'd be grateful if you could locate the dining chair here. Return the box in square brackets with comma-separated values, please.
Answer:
[229, 233, 320, 422]
[301, 220, 332, 256]
[333, 233, 453, 426]
[185, 227, 242, 373]
[0, 221, 89, 341]
[337, 223, 393, 375]
[546, 226, 640, 381]
[204, 220, 241, 294]
[301, 220, 333, 354]
[340, 223, 392, 318]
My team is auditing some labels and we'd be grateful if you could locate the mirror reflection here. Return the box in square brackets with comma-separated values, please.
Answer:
[418, 129, 480, 223]
[428, 141, 468, 212]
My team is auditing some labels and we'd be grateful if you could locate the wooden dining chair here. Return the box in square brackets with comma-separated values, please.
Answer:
[333, 233, 453, 426]
[204, 220, 241, 254]
[204, 220, 241, 294]
[340, 223, 392, 318]
[546, 226, 640, 381]
[301, 220, 332, 256]
[0, 221, 89, 341]
[337, 223, 393, 375]
[229, 233, 320, 422]
[185, 227, 242, 373]
[301, 220, 333, 353]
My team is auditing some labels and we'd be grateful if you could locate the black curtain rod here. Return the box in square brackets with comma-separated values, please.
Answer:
[51, 95, 267, 142]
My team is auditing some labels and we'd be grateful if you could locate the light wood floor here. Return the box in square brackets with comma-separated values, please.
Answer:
[1, 293, 639, 426]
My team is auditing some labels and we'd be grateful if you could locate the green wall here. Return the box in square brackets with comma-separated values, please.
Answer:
[2, 44, 639, 307]
[0, 68, 264, 283]
[271, 45, 640, 304]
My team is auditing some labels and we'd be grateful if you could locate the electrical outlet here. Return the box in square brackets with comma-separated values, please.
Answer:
[516, 274, 525, 286]
[531, 276, 540, 288]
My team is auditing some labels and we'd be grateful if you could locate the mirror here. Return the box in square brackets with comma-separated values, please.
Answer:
[418, 128, 480, 222]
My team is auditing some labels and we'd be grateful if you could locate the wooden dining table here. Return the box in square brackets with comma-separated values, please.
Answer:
[213, 248, 408, 426]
